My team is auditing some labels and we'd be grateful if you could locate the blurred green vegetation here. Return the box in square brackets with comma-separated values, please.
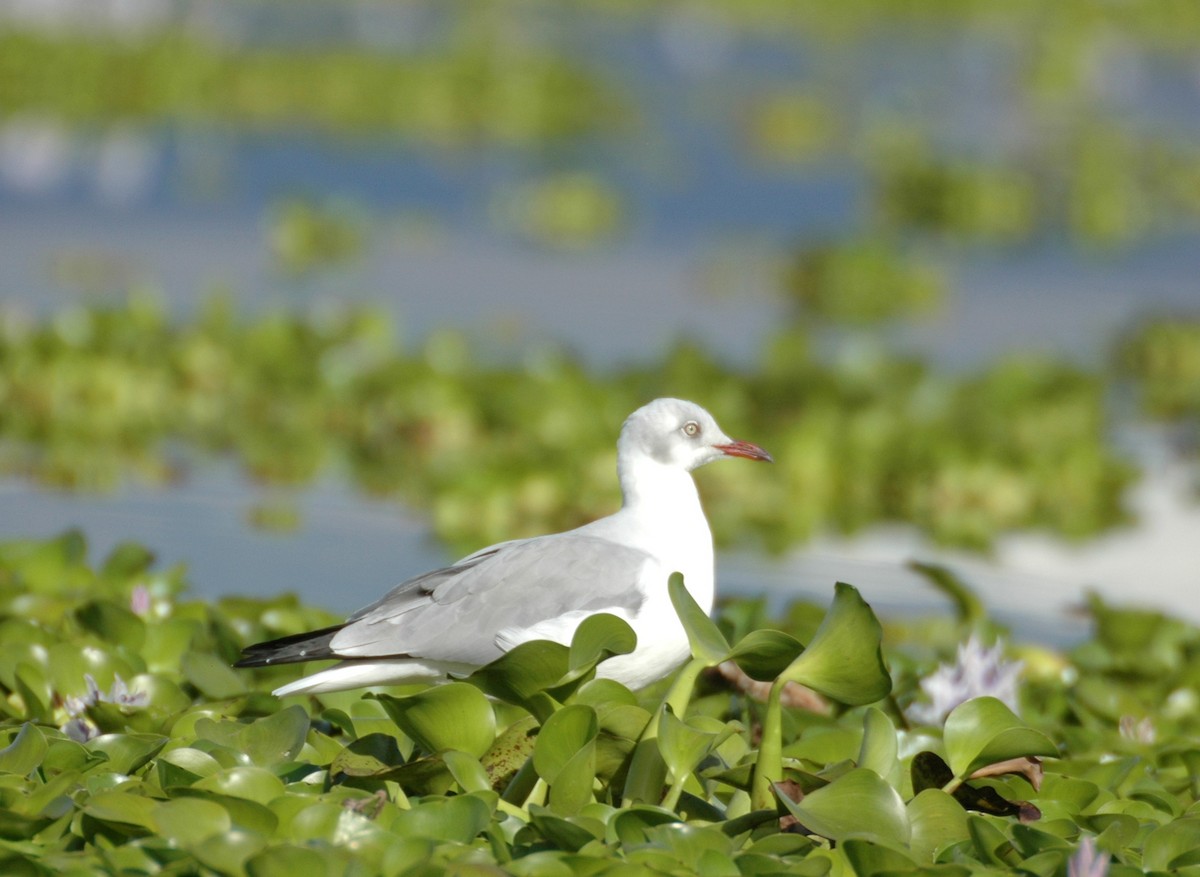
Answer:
[0, 294, 1134, 553]
[1118, 318, 1200, 426]
[0, 29, 616, 148]
[3, 530, 1199, 874]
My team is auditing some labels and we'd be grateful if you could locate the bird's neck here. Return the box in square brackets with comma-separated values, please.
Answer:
[617, 454, 715, 612]
[619, 455, 702, 518]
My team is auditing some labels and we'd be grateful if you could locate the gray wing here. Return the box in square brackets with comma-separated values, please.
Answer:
[329, 533, 655, 666]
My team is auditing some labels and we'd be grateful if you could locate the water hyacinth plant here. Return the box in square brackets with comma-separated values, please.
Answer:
[1, 531, 1198, 875]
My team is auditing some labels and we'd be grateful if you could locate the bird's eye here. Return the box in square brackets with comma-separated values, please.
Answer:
[682, 421, 700, 437]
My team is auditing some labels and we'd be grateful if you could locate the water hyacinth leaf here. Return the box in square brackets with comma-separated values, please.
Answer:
[943, 697, 1057, 780]
[481, 716, 538, 791]
[841, 838, 918, 874]
[774, 768, 910, 846]
[443, 748, 492, 793]
[391, 793, 493, 844]
[239, 706, 310, 765]
[74, 601, 146, 652]
[657, 709, 728, 783]
[243, 845, 329, 877]
[857, 707, 898, 778]
[908, 789, 970, 863]
[1142, 817, 1200, 871]
[175, 789, 280, 838]
[195, 766, 286, 805]
[84, 790, 158, 830]
[566, 612, 637, 676]
[151, 797, 231, 847]
[778, 583, 892, 705]
[727, 628, 805, 681]
[610, 805, 684, 845]
[330, 733, 405, 779]
[372, 682, 496, 758]
[966, 815, 1017, 866]
[533, 705, 598, 783]
[528, 805, 601, 852]
[193, 830, 270, 876]
[0, 724, 47, 776]
[668, 572, 730, 664]
[86, 733, 167, 775]
[468, 640, 570, 720]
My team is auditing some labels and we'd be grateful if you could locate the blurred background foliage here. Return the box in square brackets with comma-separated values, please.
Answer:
[0, 0, 1198, 556]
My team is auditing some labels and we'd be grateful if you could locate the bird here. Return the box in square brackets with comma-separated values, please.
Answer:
[235, 397, 772, 696]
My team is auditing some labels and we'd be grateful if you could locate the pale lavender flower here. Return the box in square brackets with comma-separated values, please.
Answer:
[59, 674, 148, 742]
[1068, 836, 1109, 877]
[129, 584, 151, 616]
[62, 718, 100, 743]
[102, 675, 149, 709]
[1118, 715, 1156, 745]
[909, 634, 1024, 725]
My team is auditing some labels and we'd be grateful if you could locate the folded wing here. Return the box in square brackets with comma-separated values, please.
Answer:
[328, 533, 655, 666]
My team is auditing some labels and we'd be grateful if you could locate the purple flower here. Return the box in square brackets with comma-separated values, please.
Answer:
[910, 634, 1023, 725]
[1068, 836, 1109, 877]
[130, 585, 152, 616]
[59, 673, 149, 741]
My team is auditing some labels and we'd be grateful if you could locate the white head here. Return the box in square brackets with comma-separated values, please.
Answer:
[617, 398, 773, 474]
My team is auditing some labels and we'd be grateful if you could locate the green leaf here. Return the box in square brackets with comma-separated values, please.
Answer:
[778, 583, 892, 705]
[943, 697, 1057, 780]
[151, 797, 231, 847]
[468, 640, 570, 721]
[1143, 817, 1200, 871]
[528, 805, 602, 852]
[85, 790, 158, 830]
[0, 724, 47, 776]
[657, 710, 728, 784]
[908, 561, 986, 627]
[372, 682, 496, 758]
[193, 830, 270, 876]
[329, 733, 406, 779]
[534, 705, 598, 815]
[533, 705, 597, 784]
[774, 768, 910, 846]
[841, 838, 918, 874]
[86, 733, 167, 775]
[244, 845, 329, 877]
[728, 629, 805, 681]
[239, 706, 310, 766]
[195, 766, 286, 805]
[668, 572, 730, 664]
[443, 749, 492, 793]
[908, 789, 970, 863]
[566, 613, 637, 677]
[391, 793, 493, 844]
[857, 707, 897, 778]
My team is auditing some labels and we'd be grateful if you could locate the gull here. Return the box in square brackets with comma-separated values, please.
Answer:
[235, 398, 772, 696]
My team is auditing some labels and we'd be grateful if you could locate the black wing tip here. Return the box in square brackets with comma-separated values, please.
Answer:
[234, 624, 345, 668]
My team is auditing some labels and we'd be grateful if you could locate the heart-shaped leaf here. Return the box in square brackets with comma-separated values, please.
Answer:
[371, 682, 496, 758]
[533, 704, 598, 786]
[907, 789, 970, 863]
[728, 629, 805, 681]
[566, 613, 637, 677]
[0, 723, 47, 776]
[469, 640, 570, 721]
[778, 583, 892, 705]
[774, 768, 910, 846]
[943, 697, 1057, 780]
